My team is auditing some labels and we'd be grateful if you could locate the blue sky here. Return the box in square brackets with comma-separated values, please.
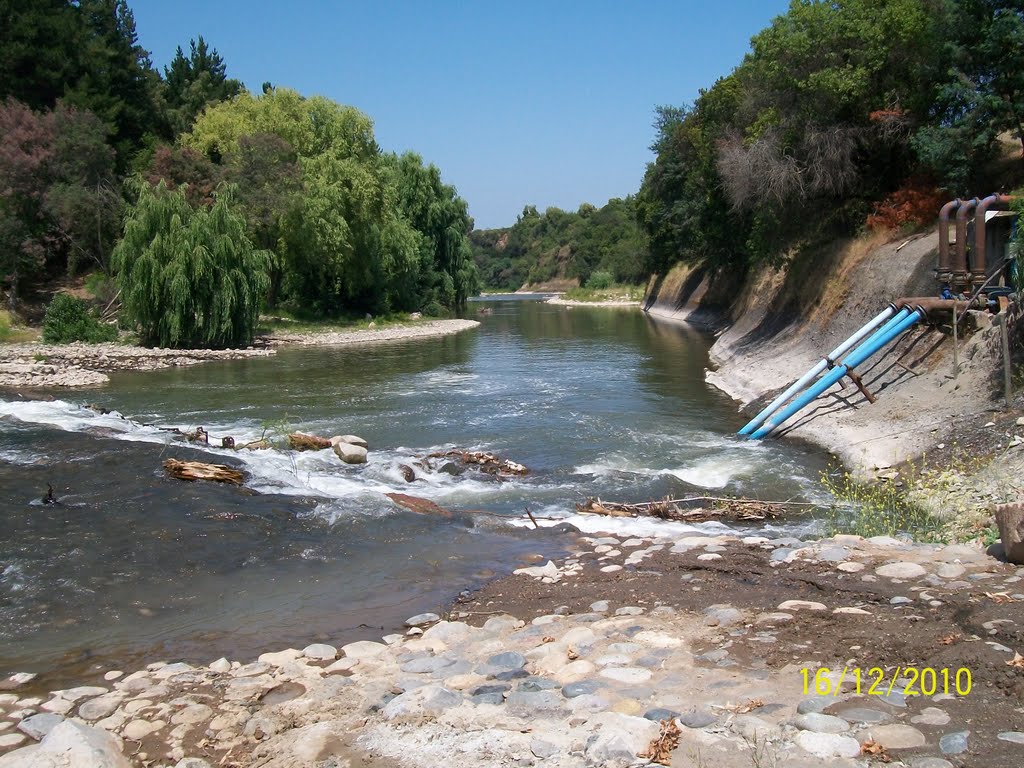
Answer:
[130, 1, 791, 229]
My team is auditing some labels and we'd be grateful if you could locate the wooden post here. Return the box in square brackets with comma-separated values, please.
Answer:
[952, 312, 959, 381]
[1001, 312, 1013, 408]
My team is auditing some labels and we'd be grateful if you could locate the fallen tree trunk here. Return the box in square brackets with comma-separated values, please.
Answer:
[164, 459, 244, 485]
[385, 493, 453, 518]
[288, 432, 332, 451]
[575, 496, 782, 523]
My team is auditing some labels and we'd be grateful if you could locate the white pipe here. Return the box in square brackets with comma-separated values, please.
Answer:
[738, 304, 897, 436]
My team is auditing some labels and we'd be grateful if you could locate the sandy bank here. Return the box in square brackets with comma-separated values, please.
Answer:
[264, 318, 480, 347]
[1, 529, 1019, 767]
[545, 297, 641, 308]
[0, 320, 480, 389]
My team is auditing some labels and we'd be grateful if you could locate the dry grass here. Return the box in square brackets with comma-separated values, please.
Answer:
[808, 229, 895, 326]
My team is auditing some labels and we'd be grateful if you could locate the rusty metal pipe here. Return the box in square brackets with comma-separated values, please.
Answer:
[973, 194, 1014, 281]
[893, 297, 978, 314]
[954, 198, 980, 281]
[937, 199, 960, 278]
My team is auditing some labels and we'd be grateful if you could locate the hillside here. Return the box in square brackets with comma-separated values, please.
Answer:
[470, 198, 644, 291]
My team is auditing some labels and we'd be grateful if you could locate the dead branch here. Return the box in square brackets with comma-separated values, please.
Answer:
[427, 449, 528, 477]
[575, 495, 782, 522]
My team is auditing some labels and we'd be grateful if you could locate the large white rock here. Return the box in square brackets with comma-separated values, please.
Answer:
[585, 712, 660, 765]
[330, 434, 368, 449]
[333, 442, 368, 465]
[382, 685, 462, 719]
[340, 641, 388, 660]
[0, 719, 130, 768]
[794, 731, 861, 759]
[875, 562, 927, 579]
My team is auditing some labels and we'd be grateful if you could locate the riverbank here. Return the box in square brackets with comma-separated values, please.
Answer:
[1, 528, 1020, 767]
[545, 297, 640, 308]
[0, 320, 480, 389]
[643, 231, 1019, 485]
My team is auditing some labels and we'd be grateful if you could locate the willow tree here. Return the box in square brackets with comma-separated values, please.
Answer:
[113, 180, 270, 348]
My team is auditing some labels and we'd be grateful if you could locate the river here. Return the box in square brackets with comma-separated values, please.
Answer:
[0, 297, 831, 684]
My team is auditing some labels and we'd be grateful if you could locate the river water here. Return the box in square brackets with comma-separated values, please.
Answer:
[0, 297, 831, 682]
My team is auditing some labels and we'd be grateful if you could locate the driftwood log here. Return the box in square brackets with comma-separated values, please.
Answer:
[427, 449, 528, 477]
[288, 433, 332, 451]
[575, 496, 783, 523]
[385, 493, 452, 518]
[164, 459, 244, 485]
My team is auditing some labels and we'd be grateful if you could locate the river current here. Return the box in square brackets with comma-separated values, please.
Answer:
[0, 297, 831, 682]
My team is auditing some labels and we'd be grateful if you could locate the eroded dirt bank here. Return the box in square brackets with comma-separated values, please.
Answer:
[644, 231, 1019, 481]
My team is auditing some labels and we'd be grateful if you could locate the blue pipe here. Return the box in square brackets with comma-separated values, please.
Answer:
[738, 304, 897, 435]
[749, 307, 924, 439]
[749, 307, 912, 437]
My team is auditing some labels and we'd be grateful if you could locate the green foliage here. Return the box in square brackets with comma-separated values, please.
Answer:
[41, 293, 117, 343]
[163, 36, 242, 135]
[820, 464, 946, 543]
[585, 271, 614, 290]
[0, 99, 121, 308]
[913, 1, 1024, 192]
[471, 197, 645, 291]
[185, 90, 475, 316]
[637, 0, 1018, 276]
[113, 180, 271, 348]
[563, 283, 644, 302]
[1012, 195, 1024, 293]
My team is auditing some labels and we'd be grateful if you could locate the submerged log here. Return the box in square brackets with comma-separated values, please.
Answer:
[164, 459, 244, 485]
[575, 496, 782, 523]
[288, 432, 331, 451]
[427, 449, 528, 477]
[385, 493, 453, 518]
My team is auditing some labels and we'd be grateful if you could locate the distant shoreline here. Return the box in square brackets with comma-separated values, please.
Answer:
[0, 319, 480, 390]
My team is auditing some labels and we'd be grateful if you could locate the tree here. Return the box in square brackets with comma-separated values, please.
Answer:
[0, 0, 80, 109]
[44, 103, 121, 274]
[223, 133, 301, 306]
[387, 152, 477, 311]
[0, 99, 56, 309]
[0, 98, 119, 308]
[184, 88, 460, 316]
[64, 0, 164, 164]
[146, 144, 223, 207]
[914, 1, 1024, 191]
[163, 36, 243, 135]
[113, 180, 270, 348]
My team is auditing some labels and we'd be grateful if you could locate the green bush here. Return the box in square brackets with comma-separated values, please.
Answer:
[42, 294, 117, 344]
[0, 311, 11, 342]
[585, 270, 614, 290]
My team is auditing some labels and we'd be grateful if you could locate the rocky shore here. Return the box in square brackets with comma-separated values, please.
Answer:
[0, 320, 480, 389]
[2, 528, 1021, 767]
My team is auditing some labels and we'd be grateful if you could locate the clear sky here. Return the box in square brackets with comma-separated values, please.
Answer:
[129, 1, 791, 229]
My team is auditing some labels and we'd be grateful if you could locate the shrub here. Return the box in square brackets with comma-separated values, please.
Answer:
[41, 294, 117, 344]
[865, 178, 947, 232]
[585, 270, 614, 290]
